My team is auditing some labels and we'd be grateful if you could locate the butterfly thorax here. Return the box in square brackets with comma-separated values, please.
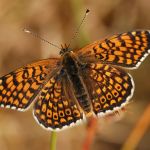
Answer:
[59, 44, 70, 55]
[62, 51, 92, 115]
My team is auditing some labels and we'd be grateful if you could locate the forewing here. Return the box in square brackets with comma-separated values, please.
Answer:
[76, 31, 150, 69]
[0, 58, 60, 111]
[83, 63, 134, 116]
[33, 72, 84, 131]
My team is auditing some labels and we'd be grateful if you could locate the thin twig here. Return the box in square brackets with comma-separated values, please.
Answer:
[82, 117, 98, 150]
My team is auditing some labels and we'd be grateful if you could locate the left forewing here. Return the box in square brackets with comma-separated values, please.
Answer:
[0, 58, 60, 111]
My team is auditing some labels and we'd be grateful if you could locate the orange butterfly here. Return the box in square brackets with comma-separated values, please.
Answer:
[0, 30, 149, 131]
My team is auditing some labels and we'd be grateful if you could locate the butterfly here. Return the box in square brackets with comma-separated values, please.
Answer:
[0, 30, 149, 131]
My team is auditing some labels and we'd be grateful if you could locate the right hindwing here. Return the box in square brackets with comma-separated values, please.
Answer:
[82, 62, 134, 116]
[33, 70, 84, 131]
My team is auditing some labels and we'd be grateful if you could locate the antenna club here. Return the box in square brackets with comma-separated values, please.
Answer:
[86, 9, 90, 15]
[23, 28, 31, 34]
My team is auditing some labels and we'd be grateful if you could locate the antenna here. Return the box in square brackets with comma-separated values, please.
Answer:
[68, 9, 90, 48]
[23, 28, 61, 50]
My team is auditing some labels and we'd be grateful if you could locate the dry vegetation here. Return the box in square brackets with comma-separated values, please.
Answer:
[0, 0, 150, 150]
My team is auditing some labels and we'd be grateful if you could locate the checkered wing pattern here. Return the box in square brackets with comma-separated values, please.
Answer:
[0, 58, 59, 111]
[76, 31, 150, 69]
[33, 73, 83, 131]
[84, 63, 134, 116]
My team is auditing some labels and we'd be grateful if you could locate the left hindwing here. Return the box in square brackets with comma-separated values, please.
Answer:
[76, 31, 150, 69]
[33, 72, 84, 131]
[82, 63, 134, 116]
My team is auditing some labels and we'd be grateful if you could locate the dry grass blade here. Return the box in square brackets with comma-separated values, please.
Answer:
[121, 103, 150, 150]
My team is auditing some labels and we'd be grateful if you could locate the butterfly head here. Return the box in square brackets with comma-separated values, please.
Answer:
[59, 43, 70, 55]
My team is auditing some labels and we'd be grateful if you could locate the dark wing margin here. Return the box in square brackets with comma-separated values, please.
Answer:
[76, 31, 150, 69]
[33, 72, 84, 131]
[0, 58, 60, 111]
[82, 63, 134, 116]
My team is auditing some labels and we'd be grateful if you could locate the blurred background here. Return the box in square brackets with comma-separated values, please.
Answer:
[0, 0, 150, 150]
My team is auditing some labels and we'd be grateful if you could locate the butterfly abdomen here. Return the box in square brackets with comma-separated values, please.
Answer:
[62, 52, 91, 114]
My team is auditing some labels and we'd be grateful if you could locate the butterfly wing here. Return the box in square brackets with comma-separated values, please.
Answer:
[82, 63, 134, 116]
[76, 31, 150, 69]
[33, 71, 84, 131]
[0, 58, 60, 111]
